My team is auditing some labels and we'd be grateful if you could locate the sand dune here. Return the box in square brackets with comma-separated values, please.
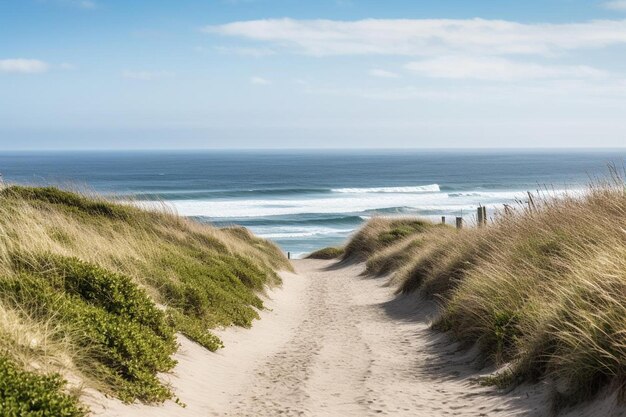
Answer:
[87, 260, 625, 416]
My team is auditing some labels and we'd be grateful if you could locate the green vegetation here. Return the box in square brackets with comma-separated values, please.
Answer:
[3, 186, 132, 220]
[0, 186, 289, 411]
[348, 179, 626, 407]
[306, 247, 345, 260]
[3, 255, 177, 402]
[0, 356, 85, 417]
[342, 217, 440, 262]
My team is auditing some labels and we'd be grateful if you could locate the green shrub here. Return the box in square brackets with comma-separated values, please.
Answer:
[0, 355, 85, 417]
[3, 255, 178, 403]
[167, 310, 223, 351]
[148, 248, 266, 329]
[15, 254, 172, 338]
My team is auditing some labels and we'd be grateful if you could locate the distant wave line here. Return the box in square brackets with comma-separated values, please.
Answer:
[331, 184, 440, 193]
[132, 184, 442, 199]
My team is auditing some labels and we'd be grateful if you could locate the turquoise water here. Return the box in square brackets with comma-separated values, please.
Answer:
[0, 149, 624, 257]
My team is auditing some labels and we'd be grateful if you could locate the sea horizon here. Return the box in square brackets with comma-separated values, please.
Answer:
[2, 148, 624, 257]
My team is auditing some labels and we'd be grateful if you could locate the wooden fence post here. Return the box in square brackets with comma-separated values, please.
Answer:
[477, 206, 487, 227]
[456, 217, 463, 229]
[441, 216, 446, 225]
[288, 252, 291, 260]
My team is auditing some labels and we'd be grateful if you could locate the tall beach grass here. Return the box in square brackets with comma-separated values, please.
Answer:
[346, 173, 626, 407]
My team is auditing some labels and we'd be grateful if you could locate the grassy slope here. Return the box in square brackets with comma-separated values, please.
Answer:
[347, 182, 626, 408]
[0, 186, 289, 413]
[342, 217, 440, 262]
[306, 247, 345, 260]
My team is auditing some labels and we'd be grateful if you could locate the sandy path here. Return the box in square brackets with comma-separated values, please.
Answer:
[226, 259, 537, 417]
[88, 259, 621, 417]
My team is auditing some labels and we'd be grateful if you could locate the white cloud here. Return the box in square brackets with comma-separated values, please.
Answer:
[604, 1, 626, 11]
[250, 76, 271, 85]
[122, 70, 173, 81]
[369, 68, 399, 78]
[206, 18, 626, 57]
[0, 59, 49, 74]
[406, 56, 607, 81]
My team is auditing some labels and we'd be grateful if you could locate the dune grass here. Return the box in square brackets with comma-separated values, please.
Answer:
[0, 185, 289, 410]
[342, 217, 438, 262]
[306, 247, 345, 260]
[349, 177, 626, 407]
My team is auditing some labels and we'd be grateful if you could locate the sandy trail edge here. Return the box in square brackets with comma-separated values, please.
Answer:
[86, 260, 625, 416]
[85, 268, 307, 416]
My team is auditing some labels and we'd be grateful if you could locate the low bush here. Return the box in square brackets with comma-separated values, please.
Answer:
[0, 355, 85, 417]
[3, 255, 177, 403]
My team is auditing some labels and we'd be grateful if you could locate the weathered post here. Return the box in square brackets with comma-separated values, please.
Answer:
[288, 251, 291, 260]
[455, 217, 463, 229]
[441, 216, 446, 225]
[477, 206, 487, 227]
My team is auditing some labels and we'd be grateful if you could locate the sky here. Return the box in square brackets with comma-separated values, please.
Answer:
[1, 0, 626, 150]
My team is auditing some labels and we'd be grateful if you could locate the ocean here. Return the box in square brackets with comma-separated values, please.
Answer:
[0, 149, 624, 257]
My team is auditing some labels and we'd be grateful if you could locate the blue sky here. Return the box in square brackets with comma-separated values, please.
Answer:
[2, 0, 626, 149]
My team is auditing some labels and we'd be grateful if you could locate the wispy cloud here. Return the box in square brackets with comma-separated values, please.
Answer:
[206, 18, 626, 57]
[250, 76, 271, 85]
[406, 56, 607, 81]
[369, 68, 399, 78]
[122, 70, 173, 81]
[0, 59, 49, 74]
[604, 1, 626, 11]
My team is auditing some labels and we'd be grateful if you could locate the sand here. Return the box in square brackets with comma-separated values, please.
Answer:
[86, 260, 625, 416]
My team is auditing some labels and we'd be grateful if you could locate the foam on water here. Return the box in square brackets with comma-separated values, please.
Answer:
[331, 184, 440, 193]
[1, 150, 620, 255]
[160, 189, 541, 218]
